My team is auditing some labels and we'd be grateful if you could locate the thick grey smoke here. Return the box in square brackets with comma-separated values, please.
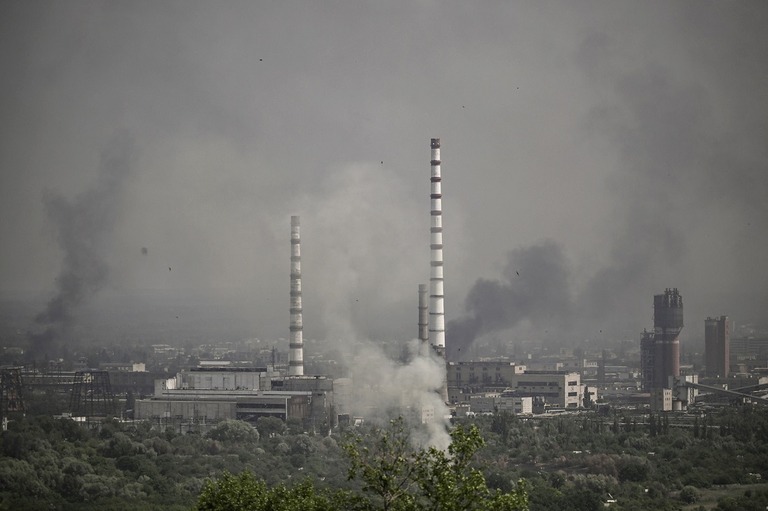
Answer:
[30, 135, 135, 357]
[577, 31, 768, 336]
[448, 24, 768, 355]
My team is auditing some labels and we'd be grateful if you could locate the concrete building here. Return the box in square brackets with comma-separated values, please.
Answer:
[468, 394, 498, 414]
[496, 393, 533, 415]
[403, 405, 436, 425]
[513, 371, 582, 409]
[182, 366, 270, 391]
[447, 361, 526, 389]
[640, 330, 655, 391]
[730, 336, 768, 361]
[705, 316, 730, 378]
[100, 362, 146, 372]
[447, 362, 582, 409]
[135, 366, 332, 430]
[135, 388, 308, 424]
[651, 388, 673, 412]
[673, 374, 698, 410]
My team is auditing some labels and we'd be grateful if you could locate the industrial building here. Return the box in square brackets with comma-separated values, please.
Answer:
[640, 288, 684, 390]
[134, 365, 334, 431]
[705, 316, 730, 378]
[496, 393, 533, 415]
[461, 393, 533, 416]
[447, 361, 525, 389]
[513, 371, 582, 409]
[729, 336, 768, 373]
[447, 361, 582, 410]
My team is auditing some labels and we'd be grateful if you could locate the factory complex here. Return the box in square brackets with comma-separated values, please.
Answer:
[3, 138, 767, 433]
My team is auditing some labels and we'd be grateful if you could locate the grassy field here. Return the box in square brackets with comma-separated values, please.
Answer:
[680, 482, 768, 510]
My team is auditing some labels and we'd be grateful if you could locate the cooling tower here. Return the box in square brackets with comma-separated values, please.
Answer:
[289, 216, 304, 376]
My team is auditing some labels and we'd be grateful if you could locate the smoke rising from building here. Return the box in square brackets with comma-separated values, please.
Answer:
[30, 135, 135, 357]
[290, 162, 449, 446]
[447, 240, 572, 359]
[343, 338, 450, 449]
[448, 28, 768, 355]
[2, 4, 766, 356]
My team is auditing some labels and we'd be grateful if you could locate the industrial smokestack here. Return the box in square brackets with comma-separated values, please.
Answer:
[429, 138, 449, 404]
[289, 215, 304, 376]
[429, 138, 446, 356]
[418, 284, 429, 350]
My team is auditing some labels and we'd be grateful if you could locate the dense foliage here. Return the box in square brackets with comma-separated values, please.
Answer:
[342, 418, 527, 510]
[1, 406, 766, 510]
[197, 418, 527, 511]
[466, 406, 768, 510]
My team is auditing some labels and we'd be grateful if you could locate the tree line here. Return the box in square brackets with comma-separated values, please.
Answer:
[1, 406, 767, 510]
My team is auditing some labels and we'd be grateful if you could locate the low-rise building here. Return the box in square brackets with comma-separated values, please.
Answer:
[513, 371, 582, 408]
[135, 366, 332, 430]
[651, 388, 672, 411]
[448, 366, 583, 410]
[496, 394, 533, 415]
[447, 361, 525, 389]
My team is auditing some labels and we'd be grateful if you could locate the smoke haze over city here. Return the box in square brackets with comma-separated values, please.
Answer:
[1, 2, 767, 357]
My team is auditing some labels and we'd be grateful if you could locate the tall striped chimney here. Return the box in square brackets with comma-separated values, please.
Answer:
[429, 138, 446, 355]
[289, 215, 304, 376]
[418, 284, 429, 351]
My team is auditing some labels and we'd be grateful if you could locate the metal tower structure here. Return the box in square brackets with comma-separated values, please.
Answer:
[70, 370, 116, 418]
[418, 284, 429, 354]
[1, 367, 25, 427]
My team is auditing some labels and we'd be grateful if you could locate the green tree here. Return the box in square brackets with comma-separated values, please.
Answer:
[415, 424, 527, 511]
[206, 420, 260, 444]
[195, 471, 354, 511]
[679, 485, 699, 504]
[344, 418, 528, 511]
[344, 418, 418, 511]
[256, 417, 287, 438]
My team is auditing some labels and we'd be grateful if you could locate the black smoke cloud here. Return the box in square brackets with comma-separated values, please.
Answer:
[30, 135, 135, 358]
[447, 240, 572, 359]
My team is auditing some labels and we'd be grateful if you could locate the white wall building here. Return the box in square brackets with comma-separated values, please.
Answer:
[496, 394, 533, 415]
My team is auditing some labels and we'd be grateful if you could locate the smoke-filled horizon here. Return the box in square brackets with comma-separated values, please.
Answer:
[28, 135, 136, 356]
[2, 2, 767, 360]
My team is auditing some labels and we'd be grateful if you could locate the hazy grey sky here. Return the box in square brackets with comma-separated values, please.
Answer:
[1, 1, 766, 347]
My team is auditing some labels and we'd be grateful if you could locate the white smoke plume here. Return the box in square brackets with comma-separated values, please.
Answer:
[294, 162, 450, 448]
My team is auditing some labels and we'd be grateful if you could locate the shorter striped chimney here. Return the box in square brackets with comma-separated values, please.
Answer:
[289, 216, 304, 376]
[418, 284, 429, 352]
